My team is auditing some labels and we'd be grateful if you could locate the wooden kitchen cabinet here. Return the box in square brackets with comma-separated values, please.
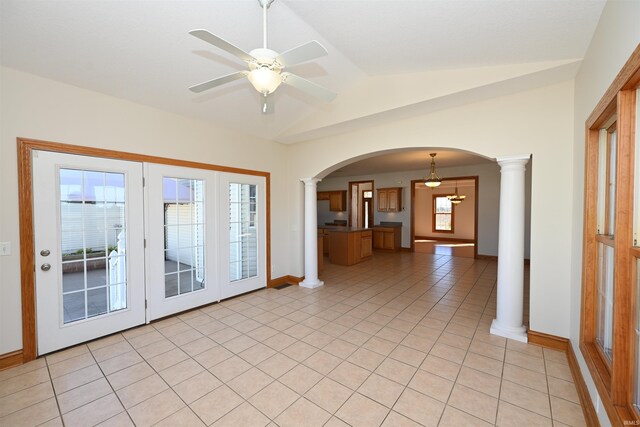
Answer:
[372, 226, 401, 252]
[317, 191, 347, 212]
[377, 187, 402, 212]
[328, 229, 372, 266]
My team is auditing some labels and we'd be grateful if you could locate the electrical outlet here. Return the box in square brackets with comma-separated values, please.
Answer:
[0, 242, 10, 256]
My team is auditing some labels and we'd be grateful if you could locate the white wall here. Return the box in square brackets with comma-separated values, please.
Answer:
[0, 67, 289, 355]
[316, 163, 517, 256]
[289, 80, 572, 338]
[571, 2, 640, 425]
[414, 183, 476, 240]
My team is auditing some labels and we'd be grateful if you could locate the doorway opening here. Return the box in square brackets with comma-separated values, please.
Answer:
[348, 180, 374, 227]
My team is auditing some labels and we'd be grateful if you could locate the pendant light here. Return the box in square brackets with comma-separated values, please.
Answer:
[447, 180, 466, 204]
[424, 153, 442, 187]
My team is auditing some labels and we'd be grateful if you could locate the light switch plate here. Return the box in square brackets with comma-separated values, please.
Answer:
[0, 242, 10, 256]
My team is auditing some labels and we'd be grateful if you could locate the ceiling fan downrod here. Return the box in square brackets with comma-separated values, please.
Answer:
[259, 0, 275, 49]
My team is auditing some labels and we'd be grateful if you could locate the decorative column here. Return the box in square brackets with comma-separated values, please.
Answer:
[490, 155, 530, 343]
[300, 178, 324, 289]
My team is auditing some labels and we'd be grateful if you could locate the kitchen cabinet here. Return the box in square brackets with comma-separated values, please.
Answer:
[328, 228, 373, 266]
[317, 191, 347, 212]
[373, 226, 401, 252]
[377, 187, 402, 212]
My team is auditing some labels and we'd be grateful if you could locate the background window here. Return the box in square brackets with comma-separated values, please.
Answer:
[433, 195, 454, 232]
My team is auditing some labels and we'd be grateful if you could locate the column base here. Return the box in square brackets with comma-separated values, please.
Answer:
[299, 279, 324, 289]
[490, 319, 528, 343]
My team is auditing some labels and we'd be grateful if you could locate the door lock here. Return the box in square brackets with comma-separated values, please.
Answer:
[41, 263, 51, 271]
[40, 249, 50, 257]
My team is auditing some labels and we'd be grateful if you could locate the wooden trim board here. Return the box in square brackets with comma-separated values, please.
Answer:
[268, 275, 304, 288]
[0, 350, 24, 371]
[17, 137, 272, 363]
[527, 330, 569, 351]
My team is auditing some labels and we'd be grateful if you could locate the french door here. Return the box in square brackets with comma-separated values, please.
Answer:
[145, 164, 219, 320]
[33, 151, 146, 355]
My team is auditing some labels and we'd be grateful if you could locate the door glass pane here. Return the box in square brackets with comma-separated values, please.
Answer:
[596, 242, 614, 361]
[229, 183, 258, 282]
[59, 168, 127, 324]
[163, 177, 205, 298]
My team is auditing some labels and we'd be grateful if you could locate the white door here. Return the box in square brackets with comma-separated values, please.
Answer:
[219, 173, 266, 299]
[33, 151, 145, 355]
[145, 164, 219, 320]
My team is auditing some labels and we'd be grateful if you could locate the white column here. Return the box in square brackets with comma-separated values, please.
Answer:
[300, 178, 324, 289]
[490, 155, 530, 343]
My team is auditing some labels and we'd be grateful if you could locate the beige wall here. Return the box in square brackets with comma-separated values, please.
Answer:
[414, 184, 476, 240]
[570, 1, 640, 425]
[0, 67, 289, 355]
[289, 80, 573, 338]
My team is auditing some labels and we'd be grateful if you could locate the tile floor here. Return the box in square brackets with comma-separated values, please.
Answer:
[0, 252, 586, 426]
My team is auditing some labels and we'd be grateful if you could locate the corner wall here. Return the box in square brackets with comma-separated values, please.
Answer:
[0, 67, 289, 355]
[571, 1, 640, 425]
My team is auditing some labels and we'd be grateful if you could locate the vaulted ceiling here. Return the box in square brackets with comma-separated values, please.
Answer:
[1, 0, 605, 145]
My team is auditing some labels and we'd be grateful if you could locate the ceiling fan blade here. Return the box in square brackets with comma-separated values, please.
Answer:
[261, 95, 275, 115]
[281, 72, 337, 102]
[276, 40, 328, 67]
[189, 71, 248, 93]
[189, 29, 255, 63]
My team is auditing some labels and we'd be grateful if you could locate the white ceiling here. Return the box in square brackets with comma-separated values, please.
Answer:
[0, 0, 605, 144]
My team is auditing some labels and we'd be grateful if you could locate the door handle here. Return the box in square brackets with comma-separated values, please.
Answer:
[40, 249, 50, 257]
[41, 263, 51, 271]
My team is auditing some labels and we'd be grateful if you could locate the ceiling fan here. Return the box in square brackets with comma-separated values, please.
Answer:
[188, 0, 336, 114]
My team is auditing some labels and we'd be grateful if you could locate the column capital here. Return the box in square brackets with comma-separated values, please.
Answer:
[301, 177, 322, 186]
[496, 154, 530, 166]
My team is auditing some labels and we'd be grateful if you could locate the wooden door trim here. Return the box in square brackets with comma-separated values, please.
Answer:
[17, 137, 272, 362]
[411, 176, 479, 258]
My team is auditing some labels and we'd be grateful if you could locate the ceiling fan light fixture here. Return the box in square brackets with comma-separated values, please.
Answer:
[447, 180, 466, 204]
[248, 67, 282, 95]
[424, 153, 442, 187]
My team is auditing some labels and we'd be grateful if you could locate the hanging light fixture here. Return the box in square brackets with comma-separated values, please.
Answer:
[447, 180, 466, 204]
[424, 153, 442, 187]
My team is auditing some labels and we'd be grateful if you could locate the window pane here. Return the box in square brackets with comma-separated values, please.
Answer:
[229, 183, 258, 282]
[163, 177, 205, 298]
[596, 242, 614, 362]
[608, 131, 617, 235]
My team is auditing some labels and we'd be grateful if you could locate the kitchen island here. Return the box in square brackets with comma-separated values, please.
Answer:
[319, 226, 373, 266]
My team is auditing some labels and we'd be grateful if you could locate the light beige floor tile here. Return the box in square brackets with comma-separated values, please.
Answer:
[209, 327, 243, 344]
[302, 331, 335, 349]
[275, 397, 331, 427]
[95, 412, 134, 427]
[347, 347, 386, 371]
[127, 330, 165, 349]
[62, 393, 124, 427]
[544, 348, 569, 365]
[340, 329, 372, 346]
[262, 332, 297, 351]
[335, 392, 390, 427]
[325, 415, 351, 427]
[463, 351, 504, 378]
[193, 345, 234, 369]
[407, 369, 454, 402]
[136, 338, 176, 360]
[501, 379, 551, 417]
[159, 358, 204, 386]
[469, 339, 506, 361]
[457, 365, 501, 397]
[550, 396, 586, 426]
[116, 373, 168, 409]
[507, 339, 544, 358]
[128, 388, 185, 426]
[375, 358, 416, 385]
[388, 345, 427, 367]
[154, 407, 205, 427]
[303, 350, 342, 375]
[437, 332, 471, 350]
[99, 350, 143, 376]
[328, 361, 371, 390]
[439, 405, 493, 427]
[0, 381, 54, 417]
[238, 342, 276, 365]
[45, 345, 89, 366]
[305, 377, 353, 413]
[52, 363, 104, 395]
[147, 347, 189, 372]
[191, 385, 243, 425]
[429, 342, 467, 364]
[323, 339, 359, 359]
[0, 397, 59, 427]
[0, 358, 46, 382]
[48, 352, 96, 379]
[91, 340, 134, 362]
[392, 388, 444, 427]
[0, 367, 51, 398]
[281, 340, 318, 362]
[37, 416, 64, 427]
[211, 402, 269, 427]
[246, 325, 280, 342]
[419, 354, 461, 381]
[57, 377, 112, 414]
[209, 355, 252, 382]
[169, 329, 205, 347]
[106, 362, 154, 391]
[546, 360, 574, 382]
[181, 336, 217, 357]
[173, 371, 222, 404]
[358, 373, 404, 408]
[222, 335, 259, 354]
[257, 353, 298, 378]
[447, 383, 498, 424]
[401, 334, 436, 353]
[497, 400, 553, 426]
[505, 349, 546, 374]
[280, 363, 324, 394]
[380, 411, 422, 427]
[503, 362, 548, 393]
[249, 381, 300, 419]
[548, 376, 580, 404]
[363, 336, 398, 356]
[227, 367, 274, 399]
